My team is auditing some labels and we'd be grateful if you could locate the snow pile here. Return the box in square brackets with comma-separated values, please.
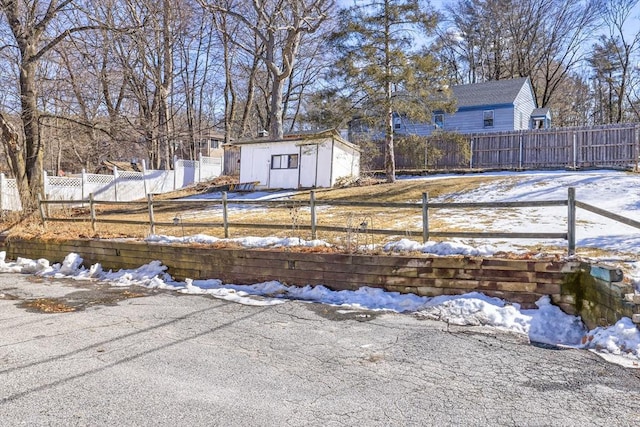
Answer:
[0, 253, 51, 274]
[384, 238, 498, 256]
[187, 279, 430, 312]
[181, 278, 286, 306]
[146, 234, 331, 248]
[582, 318, 640, 361]
[2, 250, 638, 365]
[415, 293, 587, 346]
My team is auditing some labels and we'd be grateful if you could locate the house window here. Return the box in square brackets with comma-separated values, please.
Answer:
[434, 113, 444, 128]
[393, 112, 402, 129]
[483, 110, 494, 128]
[271, 154, 299, 169]
[533, 118, 545, 129]
[210, 139, 220, 149]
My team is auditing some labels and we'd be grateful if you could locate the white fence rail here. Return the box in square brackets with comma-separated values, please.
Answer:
[0, 155, 223, 212]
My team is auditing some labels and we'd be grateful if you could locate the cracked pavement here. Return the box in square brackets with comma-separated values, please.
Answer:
[1, 273, 639, 426]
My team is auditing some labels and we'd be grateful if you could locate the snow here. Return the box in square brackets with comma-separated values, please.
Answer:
[2, 170, 640, 368]
[383, 238, 497, 256]
[146, 234, 331, 248]
[406, 169, 640, 255]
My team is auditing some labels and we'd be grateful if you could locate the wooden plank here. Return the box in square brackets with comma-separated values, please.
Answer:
[576, 201, 640, 230]
[430, 231, 567, 239]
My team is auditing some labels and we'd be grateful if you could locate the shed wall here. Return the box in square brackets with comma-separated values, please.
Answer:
[331, 141, 360, 185]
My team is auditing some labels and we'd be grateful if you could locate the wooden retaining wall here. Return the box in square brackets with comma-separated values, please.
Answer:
[2, 238, 638, 329]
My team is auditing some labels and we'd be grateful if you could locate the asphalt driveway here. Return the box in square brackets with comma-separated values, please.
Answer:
[1, 273, 639, 426]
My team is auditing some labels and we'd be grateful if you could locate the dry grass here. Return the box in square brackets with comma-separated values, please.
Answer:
[4, 175, 489, 243]
[0, 174, 602, 258]
[298, 175, 498, 202]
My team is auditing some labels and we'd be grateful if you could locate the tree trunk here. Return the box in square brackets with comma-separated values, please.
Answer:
[0, 112, 32, 211]
[383, 0, 395, 183]
[240, 55, 260, 138]
[269, 76, 285, 140]
[19, 60, 44, 210]
[384, 98, 396, 183]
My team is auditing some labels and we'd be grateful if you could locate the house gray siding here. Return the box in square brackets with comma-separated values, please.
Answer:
[446, 105, 514, 133]
[397, 104, 515, 136]
[393, 77, 538, 137]
[512, 81, 536, 130]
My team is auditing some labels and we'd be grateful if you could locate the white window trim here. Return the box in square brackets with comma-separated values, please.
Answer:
[483, 110, 494, 128]
[270, 154, 299, 170]
[434, 113, 444, 128]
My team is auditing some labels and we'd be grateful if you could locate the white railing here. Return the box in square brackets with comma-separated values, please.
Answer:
[0, 155, 223, 212]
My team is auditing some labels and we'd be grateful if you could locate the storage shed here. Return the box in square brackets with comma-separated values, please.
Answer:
[230, 130, 360, 189]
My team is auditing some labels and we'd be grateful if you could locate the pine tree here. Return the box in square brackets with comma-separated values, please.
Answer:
[331, 0, 451, 182]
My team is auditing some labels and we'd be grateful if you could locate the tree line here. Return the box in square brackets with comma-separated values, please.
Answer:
[0, 0, 639, 209]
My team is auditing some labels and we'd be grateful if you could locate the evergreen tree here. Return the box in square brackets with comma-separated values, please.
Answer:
[330, 0, 451, 182]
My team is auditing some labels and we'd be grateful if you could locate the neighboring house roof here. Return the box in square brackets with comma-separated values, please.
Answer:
[199, 131, 226, 140]
[95, 160, 140, 174]
[531, 107, 551, 117]
[452, 77, 531, 109]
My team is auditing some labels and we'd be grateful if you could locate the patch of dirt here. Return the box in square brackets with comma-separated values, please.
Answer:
[20, 298, 77, 313]
[16, 282, 157, 313]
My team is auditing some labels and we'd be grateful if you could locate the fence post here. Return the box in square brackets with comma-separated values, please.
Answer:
[43, 170, 49, 199]
[89, 193, 96, 232]
[568, 187, 576, 256]
[222, 191, 229, 238]
[469, 138, 474, 169]
[81, 168, 86, 203]
[518, 133, 523, 169]
[147, 193, 156, 235]
[198, 152, 203, 183]
[37, 193, 46, 228]
[633, 125, 640, 172]
[422, 192, 429, 243]
[572, 132, 577, 169]
[141, 159, 148, 196]
[113, 166, 119, 202]
[173, 155, 178, 190]
[310, 190, 317, 240]
[0, 173, 4, 213]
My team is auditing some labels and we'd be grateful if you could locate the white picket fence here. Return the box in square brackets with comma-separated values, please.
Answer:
[0, 155, 223, 211]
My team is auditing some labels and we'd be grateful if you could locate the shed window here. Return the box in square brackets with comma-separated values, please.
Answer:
[271, 154, 299, 169]
[483, 110, 494, 128]
[434, 113, 444, 128]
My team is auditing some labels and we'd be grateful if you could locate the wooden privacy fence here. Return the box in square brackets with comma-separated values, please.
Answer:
[37, 188, 640, 256]
[381, 123, 640, 171]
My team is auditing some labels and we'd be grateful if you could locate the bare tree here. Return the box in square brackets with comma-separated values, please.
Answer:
[200, 0, 334, 139]
[437, 0, 601, 109]
[0, 0, 100, 209]
[0, 0, 81, 210]
[594, 0, 640, 123]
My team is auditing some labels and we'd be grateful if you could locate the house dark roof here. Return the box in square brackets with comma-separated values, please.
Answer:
[531, 107, 551, 117]
[452, 77, 530, 108]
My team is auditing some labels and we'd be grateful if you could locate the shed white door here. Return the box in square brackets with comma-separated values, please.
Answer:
[299, 145, 318, 188]
[244, 147, 270, 187]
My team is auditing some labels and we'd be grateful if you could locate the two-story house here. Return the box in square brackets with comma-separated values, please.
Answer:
[395, 77, 551, 136]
